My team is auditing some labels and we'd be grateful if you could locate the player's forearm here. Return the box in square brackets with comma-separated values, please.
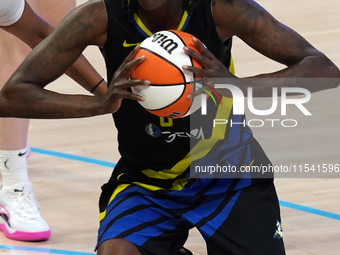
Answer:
[17, 27, 108, 96]
[65, 54, 107, 96]
[0, 81, 108, 119]
[254, 52, 340, 79]
[39, 20, 108, 96]
[243, 53, 340, 97]
[24, 25, 108, 96]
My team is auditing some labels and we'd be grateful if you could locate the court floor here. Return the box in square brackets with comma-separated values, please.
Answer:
[0, 0, 339, 254]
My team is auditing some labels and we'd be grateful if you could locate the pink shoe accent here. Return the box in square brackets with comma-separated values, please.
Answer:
[0, 223, 50, 241]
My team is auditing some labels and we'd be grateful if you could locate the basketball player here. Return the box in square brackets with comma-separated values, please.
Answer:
[0, 0, 106, 241]
[0, 0, 339, 254]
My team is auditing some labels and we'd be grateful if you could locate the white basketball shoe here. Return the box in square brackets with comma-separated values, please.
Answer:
[0, 182, 50, 241]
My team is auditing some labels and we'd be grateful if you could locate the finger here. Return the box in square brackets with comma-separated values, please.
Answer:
[182, 65, 215, 78]
[122, 45, 141, 65]
[187, 88, 205, 99]
[183, 38, 216, 63]
[183, 46, 215, 70]
[114, 79, 150, 89]
[116, 45, 142, 75]
[183, 46, 206, 64]
[186, 78, 206, 99]
[120, 55, 146, 78]
[192, 37, 216, 61]
[117, 89, 146, 102]
[112, 46, 144, 81]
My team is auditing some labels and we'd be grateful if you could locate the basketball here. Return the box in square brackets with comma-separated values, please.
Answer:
[131, 30, 203, 119]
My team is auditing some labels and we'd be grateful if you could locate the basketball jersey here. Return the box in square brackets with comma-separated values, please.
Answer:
[0, 0, 25, 26]
[101, 0, 253, 184]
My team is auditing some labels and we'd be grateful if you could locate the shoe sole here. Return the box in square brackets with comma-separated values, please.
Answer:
[0, 223, 51, 241]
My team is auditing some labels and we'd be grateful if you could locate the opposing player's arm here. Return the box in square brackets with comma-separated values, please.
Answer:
[0, 1, 52, 48]
[0, 0, 147, 118]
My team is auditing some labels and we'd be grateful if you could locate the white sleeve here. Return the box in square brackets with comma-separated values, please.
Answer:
[0, 0, 25, 26]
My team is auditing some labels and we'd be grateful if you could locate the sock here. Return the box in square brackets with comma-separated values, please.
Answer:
[0, 148, 30, 188]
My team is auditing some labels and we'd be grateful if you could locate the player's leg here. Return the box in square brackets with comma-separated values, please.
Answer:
[174, 247, 193, 255]
[202, 179, 285, 255]
[97, 239, 142, 255]
[96, 183, 191, 255]
[0, 16, 48, 241]
[97, 239, 193, 255]
[0, 0, 76, 241]
[198, 140, 285, 255]
[0, 30, 30, 156]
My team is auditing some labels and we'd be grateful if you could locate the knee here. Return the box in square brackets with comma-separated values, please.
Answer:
[97, 238, 141, 255]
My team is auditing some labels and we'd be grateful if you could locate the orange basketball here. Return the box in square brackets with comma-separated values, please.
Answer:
[131, 30, 203, 119]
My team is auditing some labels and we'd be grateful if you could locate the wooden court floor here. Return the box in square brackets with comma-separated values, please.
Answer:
[0, 0, 339, 254]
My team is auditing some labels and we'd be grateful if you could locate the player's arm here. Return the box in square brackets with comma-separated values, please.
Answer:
[184, 0, 340, 96]
[0, 0, 148, 118]
[1, 0, 107, 95]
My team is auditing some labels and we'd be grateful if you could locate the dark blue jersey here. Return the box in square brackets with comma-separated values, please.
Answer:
[101, 0, 253, 181]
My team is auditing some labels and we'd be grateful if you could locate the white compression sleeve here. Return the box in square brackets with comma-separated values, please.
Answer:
[0, 0, 25, 26]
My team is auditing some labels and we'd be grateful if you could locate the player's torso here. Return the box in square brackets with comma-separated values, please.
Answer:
[102, 0, 252, 170]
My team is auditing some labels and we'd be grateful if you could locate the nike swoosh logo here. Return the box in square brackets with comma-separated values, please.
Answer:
[123, 40, 141, 48]
[4, 159, 9, 170]
[14, 186, 25, 193]
[18, 151, 27, 157]
[0, 207, 10, 225]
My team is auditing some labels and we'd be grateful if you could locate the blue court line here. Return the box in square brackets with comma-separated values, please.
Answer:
[279, 200, 340, 221]
[31, 147, 340, 222]
[0, 245, 94, 255]
[31, 147, 116, 168]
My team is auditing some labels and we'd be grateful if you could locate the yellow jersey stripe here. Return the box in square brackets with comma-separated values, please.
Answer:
[177, 10, 189, 31]
[99, 183, 130, 221]
[133, 13, 153, 37]
[133, 11, 190, 37]
[99, 178, 190, 221]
